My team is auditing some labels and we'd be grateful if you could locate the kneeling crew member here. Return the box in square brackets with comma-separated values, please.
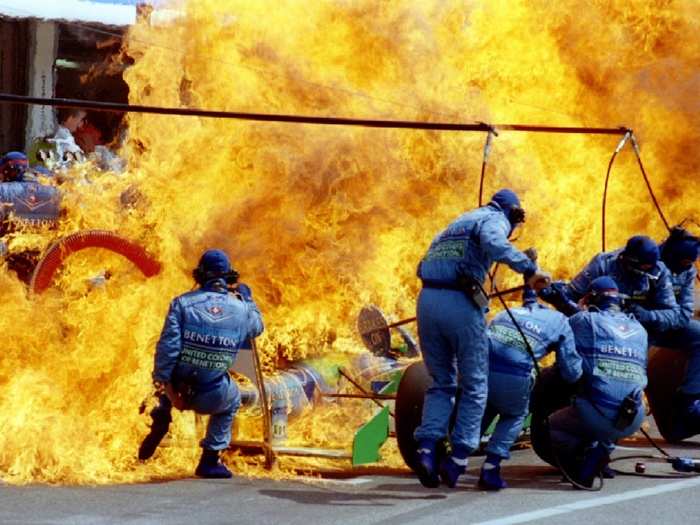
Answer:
[549, 276, 648, 488]
[139, 249, 264, 479]
[480, 279, 582, 490]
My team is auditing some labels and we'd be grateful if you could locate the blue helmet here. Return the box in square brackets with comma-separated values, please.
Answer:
[490, 188, 525, 230]
[588, 276, 620, 310]
[621, 235, 659, 274]
[193, 249, 239, 285]
[0, 151, 28, 182]
[661, 226, 700, 274]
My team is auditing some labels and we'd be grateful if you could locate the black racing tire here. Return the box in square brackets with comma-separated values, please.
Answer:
[646, 346, 688, 443]
[395, 361, 432, 472]
[529, 366, 577, 467]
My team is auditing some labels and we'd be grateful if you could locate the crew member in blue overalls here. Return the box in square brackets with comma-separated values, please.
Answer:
[479, 279, 582, 490]
[0, 151, 61, 280]
[139, 249, 264, 478]
[414, 188, 550, 488]
[563, 235, 680, 331]
[0, 151, 60, 228]
[652, 226, 700, 440]
[549, 276, 648, 488]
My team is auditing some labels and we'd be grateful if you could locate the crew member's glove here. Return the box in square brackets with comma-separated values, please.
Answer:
[164, 383, 187, 411]
[524, 247, 538, 262]
[628, 303, 653, 323]
[526, 270, 552, 292]
[233, 283, 253, 301]
[538, 281, 581, 317]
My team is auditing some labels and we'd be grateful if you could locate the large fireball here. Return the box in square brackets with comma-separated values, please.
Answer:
[1, 0, 698, 484]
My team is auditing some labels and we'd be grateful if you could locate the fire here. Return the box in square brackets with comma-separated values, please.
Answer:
[1, 0, 699, 484]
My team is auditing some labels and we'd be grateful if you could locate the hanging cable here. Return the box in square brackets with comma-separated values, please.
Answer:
[477, 128, 496, 207]
[629, 133, 671, 232]
[601, 131, 631, 252]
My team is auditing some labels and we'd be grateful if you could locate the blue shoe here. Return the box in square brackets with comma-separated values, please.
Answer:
[601, 464, 615, 479]
[195, 449, 233, 479]
[439, 456, 467, 488]
[478, 463, 507, 491]
[415, 440, 439, 488]
[577, 444, 609, 488]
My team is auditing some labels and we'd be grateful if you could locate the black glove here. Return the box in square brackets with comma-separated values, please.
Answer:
[234, 283, 253, 301]
[524, 247, 538, 262]
[628, 303, 652, 323]
[538, 281, 580, 317]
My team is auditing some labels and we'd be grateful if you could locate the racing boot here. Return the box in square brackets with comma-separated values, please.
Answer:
[415, 439, 440, 488]
[195, 449, 233, 479]
[439, 445, 468, 488]
[601, 464, 616, 479]
[138, 398, 172, 461]
[478, 453, 507, 491]
[577, 443, 610, 488]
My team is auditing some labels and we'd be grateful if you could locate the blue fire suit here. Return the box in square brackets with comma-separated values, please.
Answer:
[484, 303, 582, 459]
[153, 280, 264, 450]
[651, 265, 700, 395]
[549, 309, 648, 457]
[0, 180, 61, 232]
[566, 249, 681, 332]
[414, 203, 536, 454]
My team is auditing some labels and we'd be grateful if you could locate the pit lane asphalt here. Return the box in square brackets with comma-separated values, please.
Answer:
[4, 436, 700, 525]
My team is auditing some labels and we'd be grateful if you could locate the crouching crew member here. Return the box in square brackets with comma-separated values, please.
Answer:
[653, 227, 700, 440]
[139, 249, 264, 479]
[549, 276, 648, 488]
[413, 188, 550, 488]
[480, 278, 582, 490]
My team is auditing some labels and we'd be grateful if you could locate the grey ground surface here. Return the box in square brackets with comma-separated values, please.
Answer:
[4, 431, 700, 525]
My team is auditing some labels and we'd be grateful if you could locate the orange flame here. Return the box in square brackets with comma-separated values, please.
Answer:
[1, 0, 699, 484]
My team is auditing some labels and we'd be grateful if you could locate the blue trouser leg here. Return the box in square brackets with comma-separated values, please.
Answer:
[414, 289, 458, 443]
[485, 372, 532, 460]
[189, 375, 241, 451]
[414, 288, 488, 455]
[653, 320, 700, 395]
[549, 398, 644, 459]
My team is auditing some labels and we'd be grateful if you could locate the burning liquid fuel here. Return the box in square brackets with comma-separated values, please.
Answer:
[2, 0, 700, 484]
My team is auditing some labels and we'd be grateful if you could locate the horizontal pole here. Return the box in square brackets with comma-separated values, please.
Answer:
[0, 93, 630, 135]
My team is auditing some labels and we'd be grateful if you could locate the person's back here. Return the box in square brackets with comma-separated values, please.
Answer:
[158, 283, 263, 389]
[418, 203, 532, 287]
[479, 285, 582, 490]
[0, 152, 61, 236]
[548, 276, 648, 488]
[488, 300, 581, 383]
[0, 181, 61, 230]
[570, 308, 648, 419]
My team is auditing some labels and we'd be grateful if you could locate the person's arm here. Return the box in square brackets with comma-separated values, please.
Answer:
[153, 299, 184, 384]
[233, 283, 264, 338]
[566, 254, 604, 302]
[628, 268, 683, 332]
[247, 300, 264, 339]
[567, 312, 593, 357]
[552, 316, 583, 383]
[675, 268, 696, 328]
[478, 215, 537, 275]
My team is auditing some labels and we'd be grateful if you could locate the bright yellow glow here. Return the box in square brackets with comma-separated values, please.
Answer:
[1, 0, 698, 484]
